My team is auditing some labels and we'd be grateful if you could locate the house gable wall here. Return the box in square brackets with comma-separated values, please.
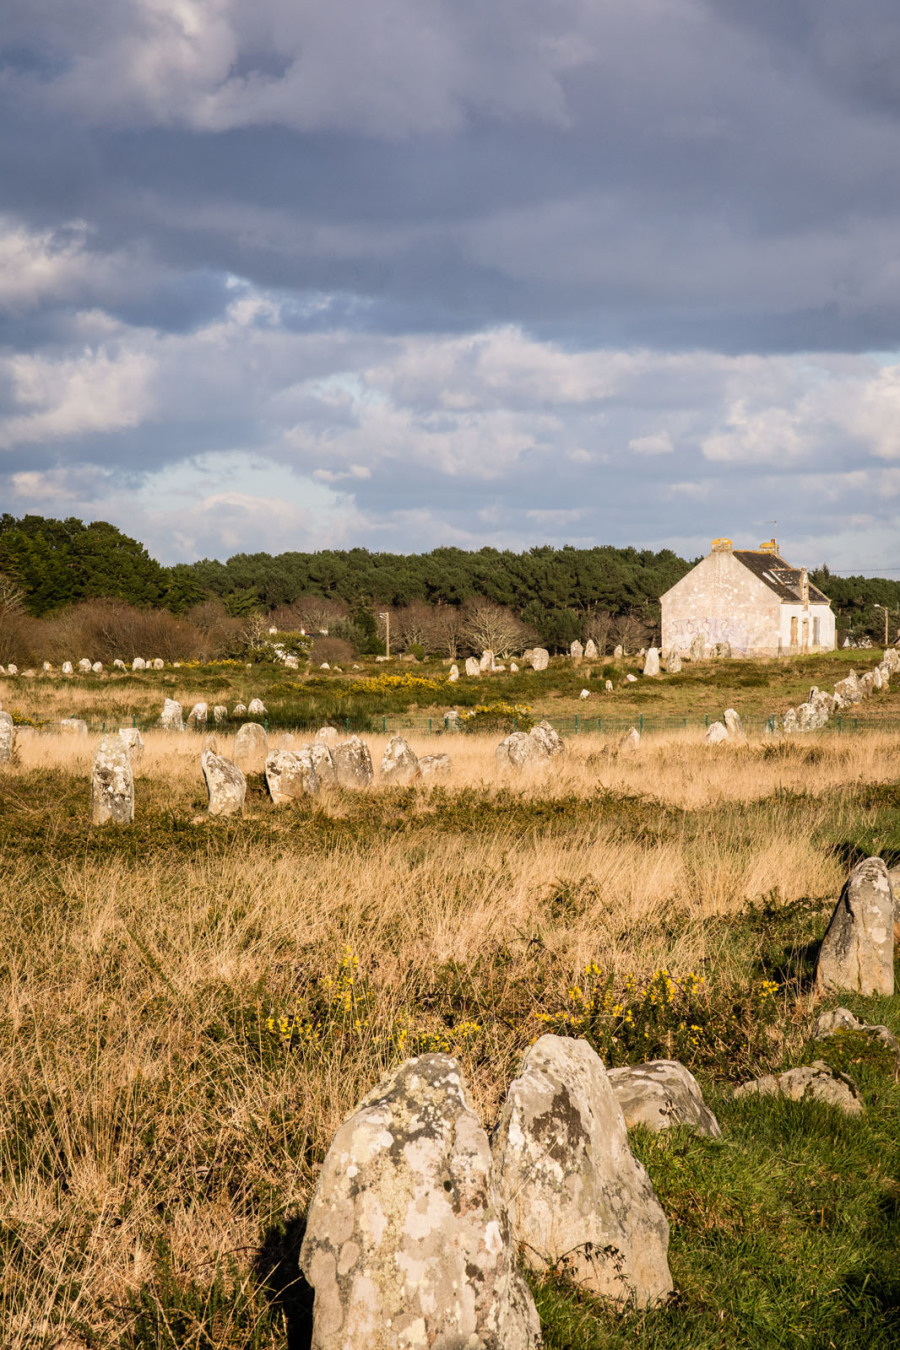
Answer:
[661, 551, 781, 655]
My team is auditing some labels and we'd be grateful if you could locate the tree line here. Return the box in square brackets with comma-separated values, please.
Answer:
[0, 515, 897, 662]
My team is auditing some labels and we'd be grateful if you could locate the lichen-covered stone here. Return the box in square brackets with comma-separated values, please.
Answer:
[529, 647, 550, 671]
[232, 702, 247, 718]
[159, 698, 184, 732]
[306, 741, 337, 788]
[584, 639, 598, 659]
[333, 736, 374, 787]
[834, 671, 862, 706]
[265, 748, 318, 803]
[118, 727, 144, 768]
[734, 1061, 863, 1116]
[529, 720, 564, 758]
[0, 710, 13, 765]
[300, 1054, 540, 1350]
[704, 721, 728, 744]
[814, 1007, 900, 1059]
[570, 640, 584, 662]
[418, 753, 451, 779]
[316, 726, 340, 745]
[689, 633, 706, 662]
[152, 658, 164, 670]
[379, 734, 419, 785]
[248, 697, 266, 716]
[618, 726, 640, 753]
[61, 660, 74, 675]
[665, 650, 682, 673]
[465, 657, 480, 676]
[496, 731, 541, 768]
[607, 1061, 721, 1138]
[233, 722, 268, 773]
[78, 658, 92, 673]
[90, 736, 134, 825]
[723, 708, 745, 741]
[643, 647, 660, 676]
[493, 1035, 673, 1307]
[201, 750, 246, 817]
[187, 701, 208, 729]
[213, 704, 228, 726]
[59, 718, 88, 735]
[479, 649, 494, 671]
[815, 856, 894, 997]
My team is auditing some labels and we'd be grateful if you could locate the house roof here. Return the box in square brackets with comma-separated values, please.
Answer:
[732, 551, 831, 605]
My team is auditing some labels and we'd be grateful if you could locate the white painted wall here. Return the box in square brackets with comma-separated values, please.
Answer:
[779, 602, 835, 652]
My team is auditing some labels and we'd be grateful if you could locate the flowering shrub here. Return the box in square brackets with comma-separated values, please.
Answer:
[302, 673, 448, 696]
[460, 702, 534, 734]
[536, 964, 782, 1072]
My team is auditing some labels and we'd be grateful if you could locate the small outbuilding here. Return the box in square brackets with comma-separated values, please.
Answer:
[660, 538, 836, 658]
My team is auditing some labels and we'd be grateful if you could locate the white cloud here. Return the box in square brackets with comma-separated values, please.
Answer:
[629, 431, 673, 455]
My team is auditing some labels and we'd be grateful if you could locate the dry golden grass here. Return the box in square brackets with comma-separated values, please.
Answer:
[1, 720, 897, 1345]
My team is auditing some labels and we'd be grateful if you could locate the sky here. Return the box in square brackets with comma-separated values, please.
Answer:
[3, 0, 900, 569]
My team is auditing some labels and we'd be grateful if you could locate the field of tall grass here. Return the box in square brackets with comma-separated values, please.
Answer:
[3, 707, 900, 1347]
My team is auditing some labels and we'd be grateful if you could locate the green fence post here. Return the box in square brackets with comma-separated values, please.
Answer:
[639, 713, 644, 733]
[428, 718, 432, 734]
[704, 714, 709, 728]
[597, 717, 601, 734]
[838, 714, 842, 734]
[683, 717, 686, 728]
[132, 714, 136, 726]
[265, 718, 268, 733]
[514, 716, 517, 731]
[574, 714, 579, 734]
[346, 717, 351, 732]
[854, 717, 858, 733]
[102, 721, 106, 732]
[382, 716, 386, 733]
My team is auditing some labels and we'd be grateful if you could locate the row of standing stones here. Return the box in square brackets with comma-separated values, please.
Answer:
[298, 855, 899, 1348]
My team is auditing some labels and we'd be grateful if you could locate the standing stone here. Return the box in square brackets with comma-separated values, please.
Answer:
[529, 720, 564, 757]
[493, 1035, 673, 1307]
[570, 640, 584, 662]
[113, 659, 125, 671]
[509, 661, 519, 672]
[278, 732, 295, 749]
[380, 734, 419, 785]
[465, 657, 480, 676]
[445, 710, 463, 731]
[78, 658, 92, 673]
[815, 857, 894, 997]
[300, 1055, 540, 1350]
[643, 647, 660, 676]
[625, 672, 637, 683]
[233, 722, 268, 773]
[0, 711, 13, 765]
[605, 679, 614, 691]
[618, 726, 640, 753]
[152, 658, 164, 670]
[714, 641, 732, 659]
[118, 727, 145, 768]
[496, 731, 542, 768]
[479, 650, 494, 672]
[449, 664, 459, 682]
[90, 736, 134, 826]
[308, 740, 337, 787]
[665, 650, 682, 673]
[204, 734, 218, 753]
[613, 644, 624, 658]
[834, 672, 862, 706]
[159, 698, 184, 731]
[213, 704, 228, 726]
[265, 748, 318, 803]
[781, 707, 798, 734]
[333, 735, 374, 787]
[60, 718, 88, 735]
[529, 648, 550, 671]
[187, 701, 208, 729]
[201, 750, 246, 817]
[91, 661, 103, 673]
[418, 753, 452, 779]
[704, 721, 728, 744]
[62, 661, 74, 675]
[607, 1061, 721, 1138]
[689, 632, 707, 662]
[723, 708, 745, 741]
[248, 697, 266, 716]
[232, 703, 247, 718]
[584, 639, 598, 659]
[316, 726, 339, 745]
[580, 688, 591, 700]
[131, 657, 146, 671]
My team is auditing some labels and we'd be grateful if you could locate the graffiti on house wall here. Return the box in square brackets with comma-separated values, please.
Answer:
[664, 615, 757, 654]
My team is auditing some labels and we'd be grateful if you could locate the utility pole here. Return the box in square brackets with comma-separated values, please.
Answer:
[379, 611, 390, 659]
[875, 604, 889, 648]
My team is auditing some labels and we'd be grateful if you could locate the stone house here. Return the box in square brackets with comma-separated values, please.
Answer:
[660, 538, 836, 657]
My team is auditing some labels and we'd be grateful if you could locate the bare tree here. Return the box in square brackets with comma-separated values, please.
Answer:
[463, 601, 534, 658]
[429, 603, 466, 660]
[585, 608, 613, 655]
[275, 595, 349, 635]
[393, 601, 435, 652]
[0, 572, 26, 617]
[610, 610, 649, 654]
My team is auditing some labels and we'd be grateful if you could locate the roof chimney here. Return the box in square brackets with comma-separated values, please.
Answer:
[710, 538, 732, 553]
[759, 539, 777, 554]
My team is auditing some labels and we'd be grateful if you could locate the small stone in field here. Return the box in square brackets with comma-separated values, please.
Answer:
[62, 661, 74, 675]
[608, 1060, 722, 1137]
[78, 659, 92, 673]
[625, 672, 637, 683]
[315, 726, 339, 745]
[159, 698, 184, 732]
[248, 697, 266, 716]
[814, 1007, 900, 1060]
[152, 658, 164, 670]
[131, 657, 145, 671]
[187, 701, 208, 728]
[418, 753, 451, 779]
[580, 688, 591, 699]
[815, 856, 894, 998]
[201, 750, 246, 817]
[213, 705, 228, 726]
[380, 733, 419, 784]
[618, 726, 640, 752]
[233, 722, 268, 773]
[734, 1061, 862, 1116]
[300, 1054, 540, 1350]
[91, 661, 103, 673]
[493, 1034, 673, 1307]
[90, 736, 134, 825]
[265, 748, 318, 803]
[605, 678, 614, 691]
[704, 721, 728, 744]
[332, 735, 374, 787]
[60, 718, 88, 735]
[232, 703, 247, 717]
[0, 711, 13, 765]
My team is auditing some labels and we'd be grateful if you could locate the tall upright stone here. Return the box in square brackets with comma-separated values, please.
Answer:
[187, 701, 208, 729]
[479, 650, 494, 672]
[816, 857, 894, 997]
[529, 648, 549, 671]
[643, 647, 660, 676]
[233, 722, 268, 772]
[689, 632, 707, 662]
[493, 1035, 672, 1307]
[159, 698, 184, 731]
[90, 736, 134, 825]
[308, 741, 337, 787]
[332, 736, 374, 787]
[465, 657, 480, 676]
[570, 640, 584, 662]
[665, 650, 682, 673]
[300, 1055, 540, 1350]
[584, 638, 599, 659]
[380, 734, 419, 785]
[201, 750, 246, 817]
[0, 710, 13, 765]
[118, 727, 145, 768]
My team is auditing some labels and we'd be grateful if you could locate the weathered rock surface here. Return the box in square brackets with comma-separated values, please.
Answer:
[580, 688, 591, 699]
[90, 736, 134, 825]
[723, 708, 745, 741]
[643, 647, 660, 676]
[152, 658, 164, 670]
[704, 721, 728, 744]
[333, 736, 374, 787]
[187, 701, 208, 729]
[465, 657, 480, 676]
[815, 856, 894, 997]
[61, 660, 74, 675]
[479, 650, 494, 672]
[248, 697, 266, 716]
[380, 734, 419, 785]
[570, 640, 584, 662]
[496, 731, 539, 768]
[300, 1054, 540, 1350]
[584, 639, 598, 659]
[213, 704, 229, 726]
[689, 633, 707, 662]
[813, 1007, 900, 1059]
[834, 671, 863, 707]
[308, 741, 337, 787]
[734, 1061, 863, 1116]
[118, 727, 144, 768]
[91, 661, 103, 673]
[418, 753, 452, 779]
[0, 710, 13, 765]
[665, 650, 682, 673]
[265, 748, 318, 803]
[159, 698, 184, 732]
[78, 658, 92, 673]
[59, 718, 88, 735]
[618, 726, 640, 753]
[233, 722, 268, 773]
[605, 679, 614, 692]
[529, 719, 564, 758]
[201, 750, 246, 817]
[530, 647, 550, 671]
[493, 1035, 673, 1306]
[714, 641, 732, 659]
[448, 664, 459, 682]
[316, 726, 340, 745]
[131, 657, 145, 671]
[232, 703, 247, 718]
[607, 1061, 721, 1138]
[625, 672, 637, 683]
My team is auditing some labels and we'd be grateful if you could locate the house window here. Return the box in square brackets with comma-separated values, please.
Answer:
[813, 617, 820, 646]
[790, 615, 798, 646]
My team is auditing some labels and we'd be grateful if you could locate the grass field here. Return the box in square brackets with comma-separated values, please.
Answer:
[2, 663, 900, 1348]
